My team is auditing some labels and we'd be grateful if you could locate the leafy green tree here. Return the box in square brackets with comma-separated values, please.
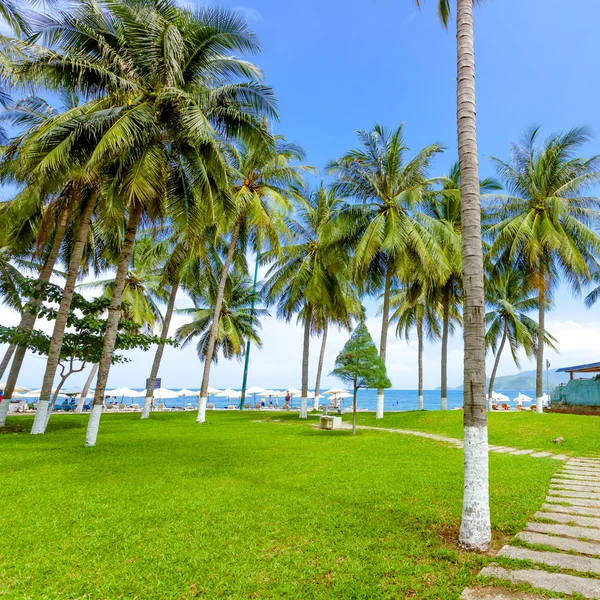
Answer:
[488, 126, 600, 412]
[415, 0, 491, 550]
[331, 322, 391, 435]
[327, 123, 445, 420]
[485, 266, 557, 408]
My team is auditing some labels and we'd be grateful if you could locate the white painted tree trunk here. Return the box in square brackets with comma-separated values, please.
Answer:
[312, 395, 319, 412]
[459, 426, 491, 549]
[441, 397, 448, 411]
[418, 395, 424, 410]
[85, 404, 102, 447]
[300, 397, 308, 419]
[536, 397, 543, 414]
[31, 401, 49, 435]
[76, 363, 98, 413]
[487, 395, 493, 412]
[141, 396, 152, 419]
[196, 397, 207, 423]
[376, 393, 384, 419]
[0, 400, 10, 427]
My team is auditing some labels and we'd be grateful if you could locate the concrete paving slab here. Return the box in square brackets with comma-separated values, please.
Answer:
[530, 451, 553, 458]
[460, 586, 551, 599]
[499, 545, 600, 574]
[509, 449, 535, 455]
[547, 496, 600, 508]
[554, 474, 600, 483]
[527, 521, 600, 542]
[479, 566, 600, 599]
[549, 490, 600, 500]
[543, 503, 600, 518]
[517, 530, 600, 556]
[550, 454, 570, 461]
[551, 483, 600, 494]
[536, 511, 600, 528]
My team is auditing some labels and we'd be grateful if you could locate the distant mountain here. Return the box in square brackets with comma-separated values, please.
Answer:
[439, 369, 570, 391]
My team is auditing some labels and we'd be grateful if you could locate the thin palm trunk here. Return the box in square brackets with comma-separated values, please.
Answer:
[0, 343, 16, 380]
[417, 319, 424, 410]
[313, 321, 328, 411]
[487, 321, 508, 411]
[197, 217, 243, 424]
[352, 379, 357, 435]
[0, 208, 70, 426]
[85, 204, 142, 447]
[76, 363, 98, 413]
[32, 189, 97, 435]
[377, 261, 393, 419]
[142, 279, 179, 419]
[536, 281, 546, 414]
[440, 285, 450, 410]
[456, 0, 491, 551]
[300, 302, 312, 419]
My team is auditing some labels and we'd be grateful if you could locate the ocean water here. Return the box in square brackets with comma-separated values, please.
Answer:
[96, 388, 538, 411]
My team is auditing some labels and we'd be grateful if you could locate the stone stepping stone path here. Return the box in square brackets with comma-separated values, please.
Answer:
[464, 456, 600, 599]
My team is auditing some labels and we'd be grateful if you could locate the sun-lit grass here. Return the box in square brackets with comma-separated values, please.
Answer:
[0, 411, 558, 599]
[350, 410, 600, 456]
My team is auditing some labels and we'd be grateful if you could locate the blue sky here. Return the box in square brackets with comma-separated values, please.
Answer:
[3, 0, 600, 391]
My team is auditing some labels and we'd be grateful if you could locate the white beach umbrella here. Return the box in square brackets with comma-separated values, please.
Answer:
[514, 392, 532, 404]
[323, 387, 347, 395]
[105, 387, 144, 398]
[492, 392, 510, 402]
[62, 386, 84, 396]
[177, 389, 199, 396]
[206, 386, 221, 395]
[286, 387, 301, 395]
[21, 388, 66, 398]
[0, 382, 29, 393]
[292, 391, 322, 399]
[152, 387, 179, 399]
[246, 386, 265, 394]
[216, 388, 241, 399]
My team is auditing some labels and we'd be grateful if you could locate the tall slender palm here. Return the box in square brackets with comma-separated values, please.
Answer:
[263, 186, 352, 418]
[389, 284, 441, 410]
[13, 0, 277, 444]
[488, 127, 600, 413]
[415, 0, 491, 549]
[175, 270, 266, 365]
[328, 124, 446, 419]
[485, 266, 557, 409]
[421, 163, 500, 409]
[196, 130, 311, 423]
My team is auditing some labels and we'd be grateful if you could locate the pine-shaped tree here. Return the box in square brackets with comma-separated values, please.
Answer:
[331, 322, 391, 434]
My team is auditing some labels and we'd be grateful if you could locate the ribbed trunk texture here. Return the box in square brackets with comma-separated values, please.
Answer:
[142, 280, 179, 420]
[417, 319, 424, 410]
[85, 204, 141, 447]
[536, 283, 545, 414]
[313, 321, 328, 411]
[198, 218, 242, 418]
[440, 286, 450, 410]
[32, 190, 97, 435]
[300, 303, 312, 419]
[0, 343, 16, 380]
[76, 363, 98, 413]
[0, 208, 70, 427]
[377, 261, 393, 419]
[487, 322, 508, 410]
[456, 0, 491, 552]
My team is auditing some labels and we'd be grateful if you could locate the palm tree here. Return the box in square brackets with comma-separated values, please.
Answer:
[13, 0, 277, 444]
[488, 126, 600, 413]
[415, 0, 491, 550]
[263, 186, 353, 418]
[389, 284, 441, 410]
[327, 124, 445, 419]
[196, 129, 311, 423]
[175, 270, 266, 367]
[485, 266, 557, 409]
[421, 163, 500, 409]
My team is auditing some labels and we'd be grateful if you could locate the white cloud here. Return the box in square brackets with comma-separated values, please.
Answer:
[233, 6, 263, 22]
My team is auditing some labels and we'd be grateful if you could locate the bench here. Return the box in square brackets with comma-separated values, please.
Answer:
[319, 415, 342, 430]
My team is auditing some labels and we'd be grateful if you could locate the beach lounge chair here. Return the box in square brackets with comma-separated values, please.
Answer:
[208, 403, 215, 409]
[156, 403, 167, 411]
[118, 403, 127, 411]
[501, 403, 509, 410]
[491, 403, 499, 410]
[530, 404, 537, 411]
[130, 403, 140, 411]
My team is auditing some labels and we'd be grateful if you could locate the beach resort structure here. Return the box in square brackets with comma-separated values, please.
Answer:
[551, 362, 600, 410]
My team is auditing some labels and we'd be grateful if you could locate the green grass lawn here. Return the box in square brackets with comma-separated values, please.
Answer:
[0, 411, 558, 599]
[350, 410, 600, 456]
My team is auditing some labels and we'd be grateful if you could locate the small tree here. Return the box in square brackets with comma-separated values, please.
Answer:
[331, 322, 391, 434]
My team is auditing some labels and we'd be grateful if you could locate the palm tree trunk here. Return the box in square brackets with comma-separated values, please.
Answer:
[45, 373, 69, 430]
[300, 302, 312, 419]
[142, 279, 179, 419]
[85, 204, 142, 447]
[0, 208, 70, 427]
[352, 379, 357, 435]
[417, 319, 424, 410]
[0, 343, 16, 380]
[198, 217, 243, 424]
[313, 321, 328, 411]
[440, 285, 450, 410]
[32, 189, 97, 435]
[76, 363, 98, 413]
[377, 261, 393, 419]
[456, 0, 491, 552]
[536, 281, 546, 414]
[487, 322, 508, 411]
